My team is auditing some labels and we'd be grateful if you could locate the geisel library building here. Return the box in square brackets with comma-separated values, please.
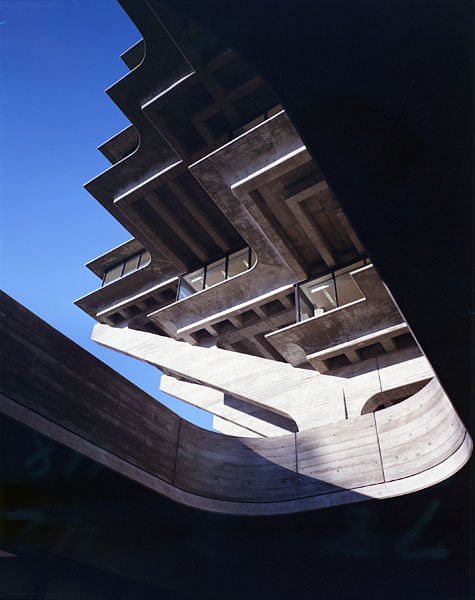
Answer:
[1, 1, 472, 598]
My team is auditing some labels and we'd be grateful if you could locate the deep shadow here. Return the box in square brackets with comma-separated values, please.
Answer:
[223, 393, 298, 433]
[0, 412, 470, 599]
[361, 379, 432, 415]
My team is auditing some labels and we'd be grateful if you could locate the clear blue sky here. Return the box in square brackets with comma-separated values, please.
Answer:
[0, 0, 212, 429]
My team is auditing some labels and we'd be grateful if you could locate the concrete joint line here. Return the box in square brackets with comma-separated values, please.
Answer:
[172, 418, 182, 485]
[373, 412, 387, 483]
[376, 354, 383, 393]
[343, 389, 348, 420]
[294, 432, 299, 474]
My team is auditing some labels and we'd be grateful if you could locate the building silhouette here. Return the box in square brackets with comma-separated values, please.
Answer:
[0, 0, 472, 596]
[72, 0, 470, 513]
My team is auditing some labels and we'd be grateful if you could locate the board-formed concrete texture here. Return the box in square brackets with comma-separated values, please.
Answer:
[68, 0, 472, 513]
[1, 292, 471, 516]
[1, 0, 471, 596]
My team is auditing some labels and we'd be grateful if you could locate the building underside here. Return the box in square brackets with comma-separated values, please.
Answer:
[0, 291, 472, 598]
[72, 0, 471, 512]
[0, 0, 472, 597]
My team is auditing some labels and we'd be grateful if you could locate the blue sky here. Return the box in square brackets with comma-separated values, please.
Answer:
[0, 0, 212, 429]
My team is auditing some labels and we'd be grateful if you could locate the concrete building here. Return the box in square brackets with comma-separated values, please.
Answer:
[1, 1, 472, 597]
[72, 0, 471, 514]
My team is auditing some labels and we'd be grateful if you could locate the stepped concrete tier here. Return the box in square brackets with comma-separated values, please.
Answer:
[266, 264, 407, 369]
[70, 0, 471, 515]
[1, 293, 471, 516]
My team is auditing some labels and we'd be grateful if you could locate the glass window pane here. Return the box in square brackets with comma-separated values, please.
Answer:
[298, 288, 314, 321]
[183, 267, 204, 293]
[299, 274, 336, 318]
[178, 278, 194, 300]
[227, 248, 249, 278]
[103, 263, 123, 285]
[204, 257, 226, 288]
[250, 248, 257, 267]
[122, 254, 140, 276]
[335, 272, 364, 306]
[138, 250, 151, 268]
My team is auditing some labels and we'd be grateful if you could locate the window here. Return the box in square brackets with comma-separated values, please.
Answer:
[122, 254, 140, 276]
[228, 247, 250, 277]
[138, 250, 151, 268]
[180, 267, 205, 299]
[334, 260, 365, 306]
[296, 259, 367, 322]
[204, 257, 226, 288]
[176, 247, 256, 300]
[102, 249, 151, 287]
[299, 274, 337, 319]
[103, 263, 123, 285]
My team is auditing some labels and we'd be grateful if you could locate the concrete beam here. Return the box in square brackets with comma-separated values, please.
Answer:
[160, 375, 293, 436]
[92, 323, 345, 430]
[213, 416, 262, 437]
[306, 323, 409, 368]
[335, 206, 366, 255]
[1, 292, 470, 516]
[167, 179, 231, 252]
[284, 180, 337, 267]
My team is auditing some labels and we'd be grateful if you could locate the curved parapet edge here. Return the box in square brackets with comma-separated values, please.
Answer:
[91, 323, 470, 514]
[2, 294, 470, 516]
[1, 380, 470, 516]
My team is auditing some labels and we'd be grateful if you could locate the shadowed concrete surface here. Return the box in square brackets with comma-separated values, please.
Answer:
[2, 0, 472, 595]
[91, 321, 470, 505]
[2, 291, 468, 514]
[158, 0, 472, 429]
[0, 292, 472, 595]
[0, 412, 471, 599]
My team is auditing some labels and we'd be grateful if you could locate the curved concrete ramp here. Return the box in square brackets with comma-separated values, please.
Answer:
[1, 293, 471, 516]
[168, 379, 471, 514]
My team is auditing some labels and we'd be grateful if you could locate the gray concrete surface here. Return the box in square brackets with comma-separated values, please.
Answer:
[1, 293, 471, 515]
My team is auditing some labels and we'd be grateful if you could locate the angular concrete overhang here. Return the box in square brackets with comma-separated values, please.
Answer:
[82, 3, 193, 271]
[266, 265, 404, 368]
[76, 235, 179, 325]
[1, 293, 471, 516]
[146, 112, 368, 341]
[85, 238, 143, 278]
[75, 266, 178, 326]
[159, 0, 471, 432]
[147, 113, 311, 335]
[98, 125, 139, 165]
[65, 0, 471, 516]
[83, 0, 275, 276]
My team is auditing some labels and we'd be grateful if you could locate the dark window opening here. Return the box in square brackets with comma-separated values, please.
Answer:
[295, 259, 368, 322]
